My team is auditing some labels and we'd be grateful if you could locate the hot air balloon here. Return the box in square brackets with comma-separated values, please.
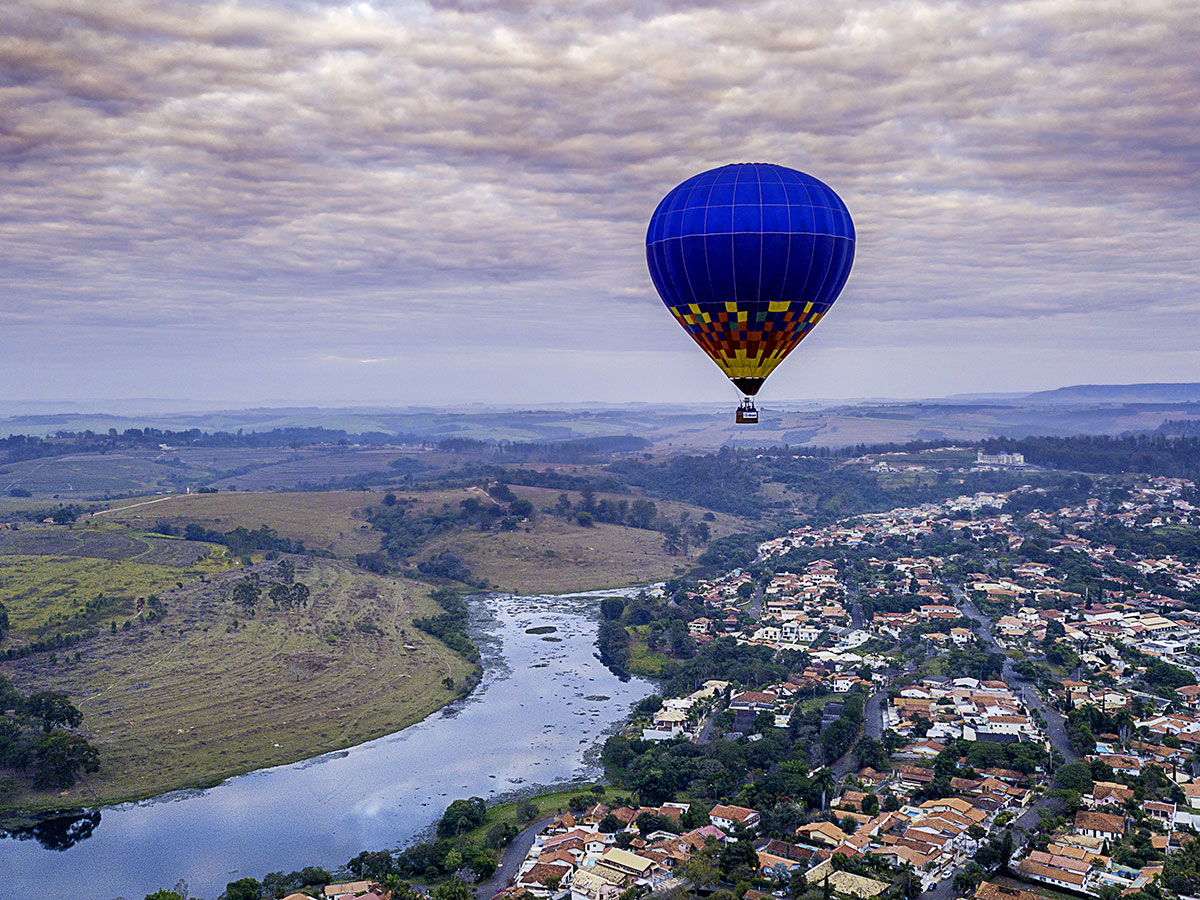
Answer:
[646, 163, 855, 423]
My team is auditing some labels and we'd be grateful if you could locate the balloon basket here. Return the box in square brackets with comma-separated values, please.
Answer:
[735, 399, 759, 424]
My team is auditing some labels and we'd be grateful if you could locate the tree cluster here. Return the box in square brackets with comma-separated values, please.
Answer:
[413, 587, 479, 664]
[0, 676, 99, 791]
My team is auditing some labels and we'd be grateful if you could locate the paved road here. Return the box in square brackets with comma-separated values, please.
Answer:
[831, 687, 886, 777]
[474, 814, 556, 900]
[917, 587, 1079, 898]
[953, 588, 1077, 764]
[849, 595, 864, 631]
[749, 582, 764, 620]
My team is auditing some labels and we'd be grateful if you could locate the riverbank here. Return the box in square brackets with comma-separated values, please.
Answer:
[0, 590, 655, 899]
[0, 561, 479, 813]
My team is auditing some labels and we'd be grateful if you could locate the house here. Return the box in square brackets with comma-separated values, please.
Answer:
[592, 847, 658, 886]
[783, 621, 822, 644]
[709, 804, 761, 832]
[1177, 685, 1200, 710]
[795, 821, 849, 848]
[1145, 801, 1176, 826]
[688, 617, 713, 636]
[756, 840, 813, 879]
[975, 881, 1042, 900]
[1183, 782, 1200, 810]
[324, 883, 377, 900]
[729, 692, 778, 712]
[1016, 858, 1087, 891]
[571, 868, 625, 900]
[802, 859, 888, 898]
[1075, 810, 1125, 842]
[517, 861, 575, 895]
[1086, 781, 1134, 809]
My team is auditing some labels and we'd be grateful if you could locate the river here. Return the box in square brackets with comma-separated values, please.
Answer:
[2, 590, 654, 898]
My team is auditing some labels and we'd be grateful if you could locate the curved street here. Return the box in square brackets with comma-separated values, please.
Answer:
[918, 587, 1079, 899]
[474, 815, 556, 900]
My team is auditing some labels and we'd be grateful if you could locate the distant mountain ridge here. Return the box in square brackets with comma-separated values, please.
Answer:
[1022, 383, 1200, 404]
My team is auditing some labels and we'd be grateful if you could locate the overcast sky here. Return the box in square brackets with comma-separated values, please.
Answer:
[3, 0, 1198, 408]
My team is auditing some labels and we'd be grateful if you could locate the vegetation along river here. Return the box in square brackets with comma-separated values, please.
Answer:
[2, 590, 654, 898]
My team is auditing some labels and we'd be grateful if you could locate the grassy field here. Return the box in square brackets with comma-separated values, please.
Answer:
[0, 560, 477, 810]
[0, 452, 202, 499]
[0, 552, 228, 639]
[0, 523, 234, 646]
[626, 626, 675, 677]
[210, 449, 418, 491]
[103, 483, 751, 594]
[415, 485, 748, 593]
[98, 490, 384, 559]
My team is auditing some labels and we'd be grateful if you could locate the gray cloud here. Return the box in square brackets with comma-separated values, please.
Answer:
[1, 0, 1198, 403]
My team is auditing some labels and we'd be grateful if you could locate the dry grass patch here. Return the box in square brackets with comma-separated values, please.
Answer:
[100, 490, 384, 558]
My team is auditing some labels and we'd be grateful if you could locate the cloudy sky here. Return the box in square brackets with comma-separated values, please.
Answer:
[2, 0, 1198, 407]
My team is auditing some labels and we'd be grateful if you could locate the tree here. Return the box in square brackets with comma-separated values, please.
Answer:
[268, 582, 292, 609]
[432, 879, 470, 900]
[232, 578, 261, 611]
[1044, 619, 1066, 642]
[438, 797, 486, 837]
[853, 737, 890, 771]
[1056, 760, 1094, 794]
[684, 852, 719, 889]
[662, 524, 682, 556]
[598, 813, 623, 833]
[629, 499, 657, 530]
[486, 822, 517, 849]
[273, 558, 295, 584]
[26, 691, 82, 733]
[32, 733, 99, 789]
[517, 798, 540, 822]
[953, 864, 986, 894]
[222, 878, 262, 900]
[600, 597, 625, 621]
[718, 838, 758, 882]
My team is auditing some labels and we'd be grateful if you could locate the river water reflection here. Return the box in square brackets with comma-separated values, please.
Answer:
[3, 590, 653, 898]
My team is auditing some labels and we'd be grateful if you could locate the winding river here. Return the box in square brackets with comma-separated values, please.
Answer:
[2, 590, 654, 898]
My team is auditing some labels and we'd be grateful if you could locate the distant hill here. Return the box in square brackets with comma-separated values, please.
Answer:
[1022, 383, 1200, 404]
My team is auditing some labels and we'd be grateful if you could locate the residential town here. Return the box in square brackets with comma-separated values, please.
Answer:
[198, 464, 1200, 900]
[482, 469, 1200, 900]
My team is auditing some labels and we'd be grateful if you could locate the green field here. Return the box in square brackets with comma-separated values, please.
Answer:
[0, 560, 477, 809]
[0, 553, 225, 637]
[0, 524, 234, 646]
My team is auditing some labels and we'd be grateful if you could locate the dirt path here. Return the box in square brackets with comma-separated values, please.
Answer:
[91, 495, 182, 517]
